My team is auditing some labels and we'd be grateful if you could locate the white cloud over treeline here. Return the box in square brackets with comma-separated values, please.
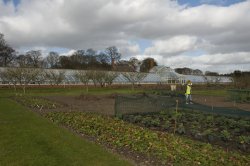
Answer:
[0, 0, 250, 73]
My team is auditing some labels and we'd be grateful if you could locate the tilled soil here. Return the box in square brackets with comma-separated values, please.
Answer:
[43, 94, 250, 114]
[44, 94, 116, 115]
[192, 95, 250, 112]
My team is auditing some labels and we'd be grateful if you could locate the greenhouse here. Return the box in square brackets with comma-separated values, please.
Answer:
[0, 67, 232, 85]
[148, 66, 186, 84]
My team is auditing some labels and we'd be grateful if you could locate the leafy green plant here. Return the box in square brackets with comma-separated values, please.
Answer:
[220, 130, 231, 142]
[161, 121, 171, 130]
[237, 136, 250, 152]
[238, 136, 250, 145]
[45, 111, 250, 165]
[225, 118, 238, 129]
[205, 115, 214, 127]
[202, 129, 217, 142]
[151, 118, 160, 127]
[177, 123, 185, 134]
[142, 116, 153, 127]
[238, 119, 250, 129]
[14, 96, 62, 109]
[122, 108, 250, 153]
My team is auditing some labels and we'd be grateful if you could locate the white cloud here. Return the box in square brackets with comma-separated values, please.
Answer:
[152, 52, 250, 74]
[119, 42, 141, 59]
[0, 0, 250, 72]
[144, 36, 203, 56]
[60, 49, 77, 56]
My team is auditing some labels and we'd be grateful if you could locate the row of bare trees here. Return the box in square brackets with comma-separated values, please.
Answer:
[231, 71, 250, 88]
[0, 68, 65, 93]
[1, 33, 159, 73]
[0, 67, 148, 93]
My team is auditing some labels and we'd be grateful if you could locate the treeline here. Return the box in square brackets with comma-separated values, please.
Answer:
[175, 67, 222, 76]
[224, 70, 250, 88]
[0, 33, 157, 72]
[0, 67, 149, 94]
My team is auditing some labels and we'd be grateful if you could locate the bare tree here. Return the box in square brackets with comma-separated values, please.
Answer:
[96, 52, 109, 65]
[129, 57, 141, 72]
[86, 70, 98, 86]
[104, 71, 118, 85]
[3, 68, 41, 94]
[45, 51, 60, 68]
[122, 72, 147, 91]
[44, 70, 65, 85]
[94, 71, 106, 87]
[18, 68, 41, 94]
[105, 46, 121, 70]
[0, 33, 16, 67]
[26, 50, 43, 68]
[74, 70, 91, 92]
[86, 70, 103, 87]
[214, 76, 222, 85]
[0, 68, 18, 90]
[15, 54, 32, 67]
[33, 69, 46, 86]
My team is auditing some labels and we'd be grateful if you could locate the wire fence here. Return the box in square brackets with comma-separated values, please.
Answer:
[115, 93, 250, 117]
[228, 89, 250, 103]
[114, 94, 176, 118]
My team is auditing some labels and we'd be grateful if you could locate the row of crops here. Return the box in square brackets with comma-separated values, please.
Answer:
[122, 109, 250, 153]
[228, 89, 250, 103]
[45, 111, 250, 165]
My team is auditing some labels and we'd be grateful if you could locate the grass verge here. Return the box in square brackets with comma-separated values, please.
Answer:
[0, 87, 143, 97]
[193, 89, 228, 96]
[0, 98, 131, 166]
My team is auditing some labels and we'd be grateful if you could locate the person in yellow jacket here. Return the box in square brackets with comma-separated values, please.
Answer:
[185, 80, 193, 104]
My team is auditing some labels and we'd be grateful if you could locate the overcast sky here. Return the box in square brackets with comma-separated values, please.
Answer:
[0, 0, 250, 73]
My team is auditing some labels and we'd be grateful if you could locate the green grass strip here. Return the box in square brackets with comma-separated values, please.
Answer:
[0, 87, 143, 97]
[45, 112, 250, 165]
[0, 98, 131, 166]
[193, 90, 228, 96]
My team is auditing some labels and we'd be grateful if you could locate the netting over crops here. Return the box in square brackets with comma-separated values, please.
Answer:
[115, 94, 250, 117]
[228, 89, 250, 103]
[114, 94, 176, 117]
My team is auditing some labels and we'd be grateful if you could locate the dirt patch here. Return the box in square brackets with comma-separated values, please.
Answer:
[192, 95, 250, 112]
[44, 94, 116, 115]
[43, 94, 250, 116]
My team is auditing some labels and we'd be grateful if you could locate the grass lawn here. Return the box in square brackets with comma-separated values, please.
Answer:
[193, 89, 228, 96]
[0, 86, 143, 97]
[0, 97, 132, 166]
[0, 86, 230, 97]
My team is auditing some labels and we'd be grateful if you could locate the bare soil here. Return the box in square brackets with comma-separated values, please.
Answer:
[192, 95, 250, 112]
[43, 94, 250, 115]
[43, 94, 116, 115]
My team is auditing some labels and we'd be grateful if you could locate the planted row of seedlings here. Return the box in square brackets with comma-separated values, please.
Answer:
[122, 109, 250, 153]
[13, 96, 63, 110]
[45, 111, 250, 165]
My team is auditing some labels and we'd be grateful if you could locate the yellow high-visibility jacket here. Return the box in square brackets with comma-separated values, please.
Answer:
[186, 85, 191, 95]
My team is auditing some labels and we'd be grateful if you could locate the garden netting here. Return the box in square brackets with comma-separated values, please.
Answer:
[115, 93, 250, 117]
[227, 89, 250, 103]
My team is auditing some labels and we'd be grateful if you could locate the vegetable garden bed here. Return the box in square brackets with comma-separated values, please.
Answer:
[45, 111, 250, 165]
[122, 109, 250, 153]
